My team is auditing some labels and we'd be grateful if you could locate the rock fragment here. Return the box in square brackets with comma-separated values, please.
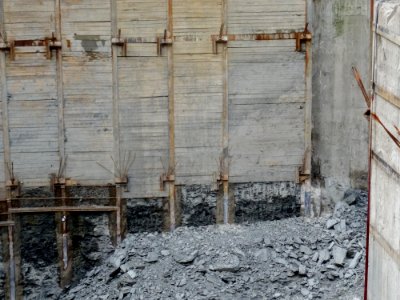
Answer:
[349, 252, 362, 269]
[209, 254, 240, 272]
[173, 250, 198, 264]
[326, 219, 339, 229]
[333, 246, 347, 266]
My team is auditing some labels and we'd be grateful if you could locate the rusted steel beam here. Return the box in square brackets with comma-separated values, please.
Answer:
[352, 67, 400, 150]
[0, 36, 61, 60]
[157, 30, 173, 56]
[112, 29, 127, 57]
[371, 113, 400, 149]
[9, 206, 118, 213]
[115, 183, 123, 244]
[165, 0, 177, 232]
[211, 32, 312, 42]
[211, 31, 312, 54]
[352, 66, 372, 108]
[111, 0, 121, 175]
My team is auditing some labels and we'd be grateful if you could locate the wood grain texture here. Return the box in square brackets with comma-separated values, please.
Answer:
[228, 40, 306, 183]
[6, 54, 59, 185]
[61, 0, 113, 182]
[228, 0, 306, 34]
[4, 0, 55, 40]
[117, 0, 167, 38]
[118, 57, 169, 197]
[0, 0, 310, 195]
[173, 0, 224, 184]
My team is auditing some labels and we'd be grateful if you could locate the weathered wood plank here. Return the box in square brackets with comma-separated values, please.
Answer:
[61, 0, 113, 183]
[117, 55, 169, 197]
[228, 40, 306, 183]
[228, 0, 306, 34]
[117, 0, 167, 38]
[4, 0, 55, 40]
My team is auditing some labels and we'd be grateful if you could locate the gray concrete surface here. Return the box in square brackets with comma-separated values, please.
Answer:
[311, 0, 371, 203]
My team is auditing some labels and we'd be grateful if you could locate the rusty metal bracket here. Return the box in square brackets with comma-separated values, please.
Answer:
[212, 24, 228, 54]
[114, 177, 128, 185]
[112, 29, 127, 57]
[0, 40, 15, 60]
[216, 174, 229, 186]
[157, 30, 173, 56]
[296, 167, 310, 184]
[0, 33, 61, 61]
[160, 174, 175, 192]
[296, 148, 311, 184]
[295, 24, 312, 52]
[51, 176, 78, 189]
[6, 179, 21, 199]
[45, 34, 62, 60]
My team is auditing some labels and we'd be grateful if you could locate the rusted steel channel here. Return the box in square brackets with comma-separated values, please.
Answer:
[167, 0, 177, 231]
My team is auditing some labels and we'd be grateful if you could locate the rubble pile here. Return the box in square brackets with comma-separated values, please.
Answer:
[59, 190, 367, 300]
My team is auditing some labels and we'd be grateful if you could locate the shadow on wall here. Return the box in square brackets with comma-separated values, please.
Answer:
[234, 182, 301, 223]
[126, 199, 165, 233]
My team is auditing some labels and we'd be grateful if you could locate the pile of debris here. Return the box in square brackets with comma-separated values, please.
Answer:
[59, 190, 367, 300]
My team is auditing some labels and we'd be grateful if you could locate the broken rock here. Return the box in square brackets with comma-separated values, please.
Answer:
[173, 250, 198, 264]
[333, 246, 347, 266]
[209, 254, 240, 272]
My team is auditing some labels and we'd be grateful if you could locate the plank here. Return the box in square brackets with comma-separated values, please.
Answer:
[117, 0, 167, 38]
[117, 56, 169, 197]
[228, 0, 306, 34]
[228, 40, 306, 183]
[4, 0, 55, 40]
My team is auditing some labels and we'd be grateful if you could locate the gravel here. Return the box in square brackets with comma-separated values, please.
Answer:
[58, 190, 367, 300]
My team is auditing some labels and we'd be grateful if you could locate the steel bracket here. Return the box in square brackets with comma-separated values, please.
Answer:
[115, 177, 128, 185]
[0, 34, 61, 61]
[160, 173, 175, 191]
[0, 40, 15, 60]
[157, 30, 173, 56]
[296, 167, 310, 184]
[216, 174, 229, 185]
[212, 24, 228, 54]
[6, 179, 21, 199]
[112, 29, 127, 57]
[295, 24, 312, 52]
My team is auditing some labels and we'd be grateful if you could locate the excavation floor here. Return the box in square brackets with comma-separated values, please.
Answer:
[59, 192, 366, 300]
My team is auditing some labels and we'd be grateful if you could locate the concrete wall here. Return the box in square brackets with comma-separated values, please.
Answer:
[368, 2, 400, 299]
[311, 0, 371, 203]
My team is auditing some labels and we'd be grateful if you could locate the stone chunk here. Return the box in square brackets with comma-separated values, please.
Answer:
[144, 252, 159, 263]
[173, 250, 198, 264]
[254, 248, 272, 262]
[263, 237, 273, 247]
[209, 255, 240, 272]
[312, 252, 319, 262]
[318, 249, 330, 264]
[333, 246, 347, 266]
[300, 245, 312, 255]
[127, 270, 138, 279]
[326, 219, 339, 229]
[349, 252, 362, 269]
[298, 264, 307, 275]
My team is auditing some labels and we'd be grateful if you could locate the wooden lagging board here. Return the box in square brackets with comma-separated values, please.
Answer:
[0, 0, 309, 198]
